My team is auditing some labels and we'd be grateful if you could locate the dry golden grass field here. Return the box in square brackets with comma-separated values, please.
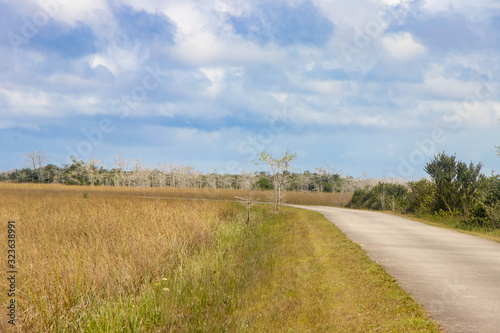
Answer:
[129, 186, 353, 207]
[0, 184, 440, 332]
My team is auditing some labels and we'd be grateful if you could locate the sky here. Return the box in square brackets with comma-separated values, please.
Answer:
[0, 0, 499, 179]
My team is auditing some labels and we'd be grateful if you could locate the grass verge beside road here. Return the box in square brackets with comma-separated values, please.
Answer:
[236, 206, 441, 332]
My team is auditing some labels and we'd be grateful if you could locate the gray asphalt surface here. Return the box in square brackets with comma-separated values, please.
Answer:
[289, 205, 500, 333]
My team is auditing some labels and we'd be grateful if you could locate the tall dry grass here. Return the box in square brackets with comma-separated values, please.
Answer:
[130, 186, 353, 207]
[283, 191, 352, 206]
[0, 184, 241, 332]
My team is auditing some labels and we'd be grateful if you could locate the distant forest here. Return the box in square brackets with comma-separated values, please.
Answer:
[0, 152, 378, 192]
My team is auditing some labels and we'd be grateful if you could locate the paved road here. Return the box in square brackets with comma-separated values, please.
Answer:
[290, 205, 500, 333]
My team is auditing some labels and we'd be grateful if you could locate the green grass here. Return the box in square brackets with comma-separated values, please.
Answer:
[229, 206, 441, 332]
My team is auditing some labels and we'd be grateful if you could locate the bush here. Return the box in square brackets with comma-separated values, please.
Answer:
[480, 175, 500, 228]
[348, 183, 407, 212]
[405, 179, 434, 214]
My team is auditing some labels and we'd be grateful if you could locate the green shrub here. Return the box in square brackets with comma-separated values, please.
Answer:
[405, 179, 434, 214]
[348, 183, 407, 212]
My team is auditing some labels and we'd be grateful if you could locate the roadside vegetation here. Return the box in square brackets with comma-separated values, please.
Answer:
[1, 184, 440, 332]
[348, 152, 500, 239]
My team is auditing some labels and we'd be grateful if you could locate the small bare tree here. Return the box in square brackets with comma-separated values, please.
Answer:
[26, 151, 49, 183]
[235, 172, 257, 226]
[114, 155, 127, 186]
[84, 158, 102, 186]
[298, 172, 311, 192]
[206, 170, 218, 189]
[131, 159, 149, 187]
[256, 150, 297, 212]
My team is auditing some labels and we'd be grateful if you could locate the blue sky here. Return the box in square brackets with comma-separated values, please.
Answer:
[1, 0, 499, 179]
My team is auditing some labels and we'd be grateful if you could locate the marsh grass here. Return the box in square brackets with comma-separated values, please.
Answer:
[0, 184, 241, 332]
[132, 186, 352, 207]
[0, 184, 439, 332]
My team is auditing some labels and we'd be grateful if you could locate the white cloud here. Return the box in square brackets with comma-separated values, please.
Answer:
[0, 120, 40, 130]
[212, 0, 251, 16]
[269, 93, 288, 104]
[423, 75, 477, 100]
[144, 0, 295, 66]
[493, 103, 500, 119]
[417, 100, 498, 129]
[170, 29, 287, 66]
[382, 32, 426, 60]
[380, 0, 413, 6]
[21, 0, 111, 26]
[161, 1, 210, 36]
[144, 125, 222, 145]
[302, 80, 345, 94]
[420, 0, 497, 15]
[313, 0, 382, 29]
[70, 95, 101, 115]
[88, 45, 144, 75]
[200, 67, 226, 97]
[287, 104, 393, 128]
[0, 88, 51, 117]
[45, 73, 101, 91]
[0, 87, 103, 119]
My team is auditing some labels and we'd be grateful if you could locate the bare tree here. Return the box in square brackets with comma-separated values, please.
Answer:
[206, 170, 218, 189]
[190, 170, 203, 189]
[181, 165, 194, 188]
[26, 151, 49, 183]
[297, 172, 311, 192]
[167, 164, 181, 188]
[257, 150, 297, 212]
[159, 163, 170, 187]
[131, 159, 149, 187]
[235, 172, 257, 226]
[220, 175, 233, 189]
[26, 152, 37, 183]
[339, 175, 356, 207]
[150, 168, 162, 187]
[114, 155, 128, 187]
[84, 158, 102, 186]
[314, 165, 336, 192]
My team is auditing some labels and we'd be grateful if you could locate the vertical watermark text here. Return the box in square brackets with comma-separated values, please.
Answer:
[7, 220, 17, 326]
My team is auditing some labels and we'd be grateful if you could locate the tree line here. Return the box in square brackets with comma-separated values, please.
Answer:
[1, 152, 380, 194]
[348, 152, 500, 229]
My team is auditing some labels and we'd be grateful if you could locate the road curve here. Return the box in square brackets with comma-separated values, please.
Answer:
[289, 205, 500, 333]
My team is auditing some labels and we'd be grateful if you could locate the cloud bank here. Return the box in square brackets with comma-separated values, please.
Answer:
[1, 0, 499, 178]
